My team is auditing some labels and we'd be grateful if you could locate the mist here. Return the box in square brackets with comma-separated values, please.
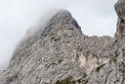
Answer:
[0, 0, 117, 72]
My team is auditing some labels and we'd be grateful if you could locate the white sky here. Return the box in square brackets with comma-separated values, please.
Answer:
[0, 0, 117, 71]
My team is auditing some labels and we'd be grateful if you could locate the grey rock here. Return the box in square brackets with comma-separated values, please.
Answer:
[115, 0, 125, 40]
[0, 0, 125, 84]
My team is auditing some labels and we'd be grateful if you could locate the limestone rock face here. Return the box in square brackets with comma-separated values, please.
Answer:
[0, 0, 125, 84]
[115, 0, 125, 40]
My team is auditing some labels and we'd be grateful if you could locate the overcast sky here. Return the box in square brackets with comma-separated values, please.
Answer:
[0, 0, 117, 71]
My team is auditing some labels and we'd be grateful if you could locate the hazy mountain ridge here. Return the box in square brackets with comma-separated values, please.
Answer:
[0, 0, 125, 84]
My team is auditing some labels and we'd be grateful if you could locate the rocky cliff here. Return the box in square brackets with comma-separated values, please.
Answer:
[0, 0, 125, 84]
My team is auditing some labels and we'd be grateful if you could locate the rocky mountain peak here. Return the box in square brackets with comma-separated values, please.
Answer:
[0, 0, 125, 84]
[42, 9, 81, 36]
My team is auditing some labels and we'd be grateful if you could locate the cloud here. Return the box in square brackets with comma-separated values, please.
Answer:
[0, 0, 118, 72]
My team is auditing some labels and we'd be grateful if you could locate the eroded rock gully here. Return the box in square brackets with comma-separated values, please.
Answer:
[0, 0, 125, 84]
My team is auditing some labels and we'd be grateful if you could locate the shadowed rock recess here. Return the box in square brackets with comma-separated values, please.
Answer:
[0, 0, 125, 84]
